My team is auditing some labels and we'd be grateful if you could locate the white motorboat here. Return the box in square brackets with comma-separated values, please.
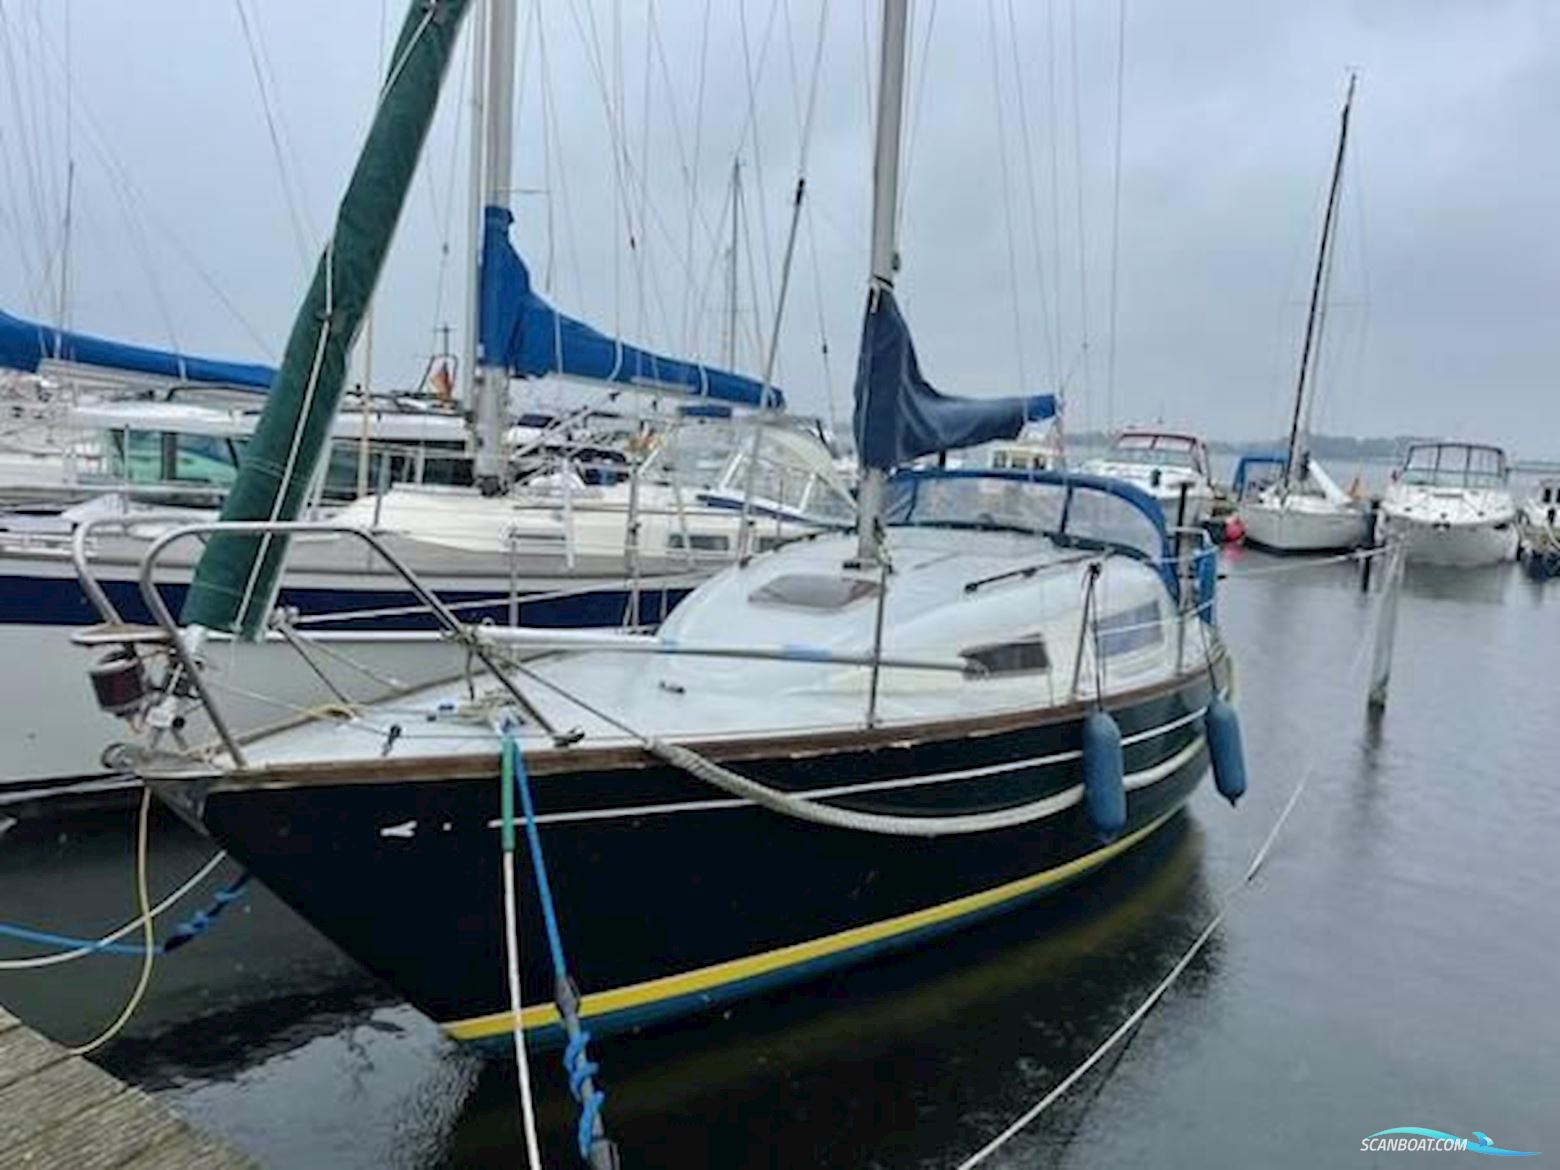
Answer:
[1378, 442, 1519, 566]
[1083, 429, 1215, 525]
[1518, 476, 1559, 550]
[1237, 76, 1371, 555]
[985, 419, 1065, 473]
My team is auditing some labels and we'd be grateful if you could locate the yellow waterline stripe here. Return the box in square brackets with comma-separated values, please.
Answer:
[443, 809, 1179, 1040]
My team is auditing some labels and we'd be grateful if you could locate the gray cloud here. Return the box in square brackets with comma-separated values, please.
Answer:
[2, 1, 1555, 456]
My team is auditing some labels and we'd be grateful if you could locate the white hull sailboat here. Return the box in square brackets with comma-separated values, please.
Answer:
[1378, 442, 1519, 566]
[1237, 76, 1370, 556]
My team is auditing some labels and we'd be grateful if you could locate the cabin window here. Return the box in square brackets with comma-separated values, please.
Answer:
[1097, 601, 1163, 657]
[750, 573, 880, 610]
[962, 635, 1050, 678]
[667, 532, 730, 552]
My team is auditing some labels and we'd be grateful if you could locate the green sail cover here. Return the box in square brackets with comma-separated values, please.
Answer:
[181, 0, 470, 637]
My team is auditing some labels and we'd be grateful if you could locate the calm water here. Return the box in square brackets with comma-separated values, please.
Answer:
[2, 550, 1557, 1168]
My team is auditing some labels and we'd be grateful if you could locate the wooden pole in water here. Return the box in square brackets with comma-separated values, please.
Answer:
[1361, 498, 1382, 592]
[1367, 540, 1404, 712]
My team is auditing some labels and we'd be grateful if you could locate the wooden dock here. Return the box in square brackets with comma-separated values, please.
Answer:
[0, 1005, 254, 1168]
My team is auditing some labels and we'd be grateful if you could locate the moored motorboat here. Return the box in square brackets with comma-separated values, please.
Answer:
[1518, 476, 1560, 580]
[1378, 442, 1519, 566]
[1082, 429, 1216, 526]
[1518, 476, 1559, 550]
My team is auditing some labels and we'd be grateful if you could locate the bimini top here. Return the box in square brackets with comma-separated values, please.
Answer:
[479, 207, 784, 411]
[885, 467, 1180, 596]
[0, 308, 275, 391]
[1400, 442, 1508, 487]
[1231, 451, 1288, 496]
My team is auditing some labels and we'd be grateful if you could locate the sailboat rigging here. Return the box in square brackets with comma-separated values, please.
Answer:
[68, 0, 1244, 1088]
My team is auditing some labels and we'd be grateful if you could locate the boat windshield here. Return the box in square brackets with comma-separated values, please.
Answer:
[644, 421, 744, 490]
[1400, 443, 1507, 488]
[885, 469, 1170, 565]
[648, 419, 854, 523]
[1109, 433, 1201, 471]
[102, 429, 243, 488]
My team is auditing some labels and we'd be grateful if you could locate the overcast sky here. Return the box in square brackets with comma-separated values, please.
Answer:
[1, 1, 1556, 456]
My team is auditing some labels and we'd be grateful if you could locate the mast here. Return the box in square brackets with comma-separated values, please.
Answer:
[1284, 72, 1355, 491]
[723, 159, 742, 369]
[853, 0, 910, 567]
[460, 0, 487, 419]
[472, 0, 515, 496]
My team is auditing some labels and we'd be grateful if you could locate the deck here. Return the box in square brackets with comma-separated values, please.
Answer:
[0, 1004, 254, 1168]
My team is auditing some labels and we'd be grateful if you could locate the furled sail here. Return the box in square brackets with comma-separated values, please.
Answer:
[0, 308, 274, 390]
[851, 287, 1054, 470]
[180, 0, 471, 637]
[479, 207, 784, 409]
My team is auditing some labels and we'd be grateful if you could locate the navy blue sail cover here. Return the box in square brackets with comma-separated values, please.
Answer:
[851, 287, 1055, 471]
[0, 308, 275, 389]
[479, 207, 783, 410]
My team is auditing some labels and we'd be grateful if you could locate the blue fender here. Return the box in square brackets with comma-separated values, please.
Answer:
[1082, 710, 1127, 841]
[1204, 695, 1247, 806]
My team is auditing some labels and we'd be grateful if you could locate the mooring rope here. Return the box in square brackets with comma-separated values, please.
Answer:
[0, 851, 230, 970]
[502, 732, 618, 1169]
[64, 787, 155, 1056]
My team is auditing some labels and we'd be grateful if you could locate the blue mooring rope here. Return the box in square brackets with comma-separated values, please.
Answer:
[162, 872, 252, 953]
[0, 871, 250, 959]
[502, 733, 614, 1166]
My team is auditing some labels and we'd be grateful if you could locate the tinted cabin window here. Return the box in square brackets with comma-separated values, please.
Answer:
[667, 532, 730, 552]
[1097, 601, 1163, 657]
[750, 574, 880, 610]
[962, 635, 1049, 678]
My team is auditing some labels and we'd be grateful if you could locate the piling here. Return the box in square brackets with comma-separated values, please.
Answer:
[1367, 540, 1405, 713]
[1360, 498, 1383, 593]
[0, 1003, 254, 1168]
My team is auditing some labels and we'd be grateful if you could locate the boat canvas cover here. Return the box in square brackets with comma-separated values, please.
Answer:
[0, 308, 274, 389]
[480, 206, 784, 410]
[852, 287, 1054, 471]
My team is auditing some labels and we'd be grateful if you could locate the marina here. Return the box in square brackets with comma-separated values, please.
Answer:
[0, 0, 1556, 1167]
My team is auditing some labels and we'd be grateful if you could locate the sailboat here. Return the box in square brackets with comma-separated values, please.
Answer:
[75, 0, 1242, 1050]
[1238, 76, 1371, 554]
